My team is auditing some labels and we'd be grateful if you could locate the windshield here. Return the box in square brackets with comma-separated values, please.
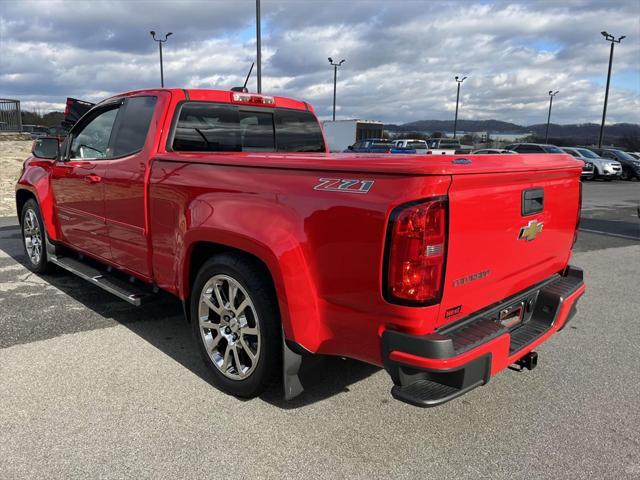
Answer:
[576, 148, 599, 159]
[370, 142, 393, 149]
[427, 140, 458, 148]
[407, 141, 427, 148]
[611, 150, 636, 161]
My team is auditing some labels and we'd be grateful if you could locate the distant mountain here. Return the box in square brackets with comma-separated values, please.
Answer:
[526, 122, 640, 139]
[385, 119, 640, 140]
[386, 119, 528, 133]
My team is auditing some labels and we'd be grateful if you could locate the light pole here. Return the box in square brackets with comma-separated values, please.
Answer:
[453, 75, 467, 138]
[598, 31, 625, 147]
[150, 31, 172, 87]
[545, 90, 559, 143]
[256, 0, 262, 93]
[328, 58, 345, 121]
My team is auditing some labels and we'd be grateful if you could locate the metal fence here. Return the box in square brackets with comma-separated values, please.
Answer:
[0, 99, 22, 132]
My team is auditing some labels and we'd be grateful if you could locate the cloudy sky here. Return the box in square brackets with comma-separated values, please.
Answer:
[1, 0, 639, 125]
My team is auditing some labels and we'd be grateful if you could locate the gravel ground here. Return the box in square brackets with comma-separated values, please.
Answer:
[0, 140, 30, 217]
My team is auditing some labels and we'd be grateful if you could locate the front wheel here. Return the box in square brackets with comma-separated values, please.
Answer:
[191, 253, 280, 398]
[21, 199, 50, 273]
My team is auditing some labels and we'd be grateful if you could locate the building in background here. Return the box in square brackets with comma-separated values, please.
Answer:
[323, 119, 384, 152]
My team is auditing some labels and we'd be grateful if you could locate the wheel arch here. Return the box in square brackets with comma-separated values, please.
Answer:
[15, 163, 59, 241]
[15, 188, 36, 221]
[180, 235, 321, 352]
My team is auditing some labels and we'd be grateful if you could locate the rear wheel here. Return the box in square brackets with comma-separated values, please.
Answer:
[20, 199, 50, 273]
[191, 253, 280, 398]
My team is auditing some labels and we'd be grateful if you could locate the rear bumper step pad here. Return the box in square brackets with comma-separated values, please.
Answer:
[382, 266, 585, 407]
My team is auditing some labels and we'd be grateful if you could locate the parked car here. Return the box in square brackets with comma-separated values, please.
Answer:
[22, 125, 49, 139]
[570, 147, 622, 181]
[346, 139, 410, 153]
[425, 138, 472, 155]
[584, 147, 640, 180]
[560, 148, 596, 180]
[47, 126, 69, 141]
[627, 152, 640, 160]
[18, 88, 585, 408]
[472, 149, 516, 154]
[503, 143, 565, 154]
[504, 144, 592, 179]
[392, 139, 428, 154]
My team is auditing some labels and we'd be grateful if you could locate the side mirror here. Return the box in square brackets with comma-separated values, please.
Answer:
[32, 137, 60, 160]
[347, 145, 354, 150]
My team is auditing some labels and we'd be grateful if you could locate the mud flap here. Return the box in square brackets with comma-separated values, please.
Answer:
[282, 331, 305, 400]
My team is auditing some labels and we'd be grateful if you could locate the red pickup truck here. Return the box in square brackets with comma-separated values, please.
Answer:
[16, 88, 586, 407]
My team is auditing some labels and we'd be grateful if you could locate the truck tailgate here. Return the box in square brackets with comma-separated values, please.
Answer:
[437, 169, 580, 327]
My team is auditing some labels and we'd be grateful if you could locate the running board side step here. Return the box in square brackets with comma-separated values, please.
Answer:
[49, 255, 153, 306]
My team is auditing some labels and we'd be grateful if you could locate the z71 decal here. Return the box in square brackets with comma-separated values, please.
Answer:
[314, 178, 375, 194]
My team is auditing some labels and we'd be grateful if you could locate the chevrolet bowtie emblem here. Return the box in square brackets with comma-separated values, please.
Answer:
[518, 219, 544, 241]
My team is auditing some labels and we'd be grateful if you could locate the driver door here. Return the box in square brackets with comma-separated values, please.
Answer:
[51, 104, 121, 260]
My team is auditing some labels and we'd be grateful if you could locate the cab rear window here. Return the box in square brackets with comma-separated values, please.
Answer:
[172, 102, 325, 153]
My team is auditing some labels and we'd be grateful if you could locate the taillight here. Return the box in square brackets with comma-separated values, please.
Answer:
[384, 197, 448, 305]
[572, 181, 583, 247]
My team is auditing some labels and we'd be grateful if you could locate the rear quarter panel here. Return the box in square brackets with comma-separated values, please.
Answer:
[148, 157, 451, 364]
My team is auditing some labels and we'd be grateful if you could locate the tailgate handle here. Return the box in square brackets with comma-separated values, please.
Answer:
[522, 188, 544, 216]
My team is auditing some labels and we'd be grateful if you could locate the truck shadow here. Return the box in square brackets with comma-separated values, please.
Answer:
[0, 230, 379, 409]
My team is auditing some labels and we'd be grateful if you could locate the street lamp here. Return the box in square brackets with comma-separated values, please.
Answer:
[150, 31, 173, 87]
[453, 75, 467, 138]
[256, 0, 262, 93]
[598, 31, 625, 147]
[545, 90, 559, 144]
[328, 58, 345, 121]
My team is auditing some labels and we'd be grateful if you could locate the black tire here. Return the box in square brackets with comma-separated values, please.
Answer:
[190, 253, 281, 398]
[620, 169, 630, 181]
[20, 199, 51, 273]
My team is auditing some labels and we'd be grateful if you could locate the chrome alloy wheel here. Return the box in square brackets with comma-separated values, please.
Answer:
[198, 274, 261, 380]
[23, 209, 43, 265]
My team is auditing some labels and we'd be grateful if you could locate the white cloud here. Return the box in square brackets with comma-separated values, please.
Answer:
[0, 0, 638, 125]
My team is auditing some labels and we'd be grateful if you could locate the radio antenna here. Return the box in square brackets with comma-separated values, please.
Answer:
[231, 62, 255, 93]
[243, 62, 254, 90]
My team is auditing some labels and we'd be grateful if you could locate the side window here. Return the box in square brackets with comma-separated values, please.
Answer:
[564, 149, 578, 157]
[70, 108, 119, 159]
[518, 145, 541, 153]
[111, 96, 157, 157]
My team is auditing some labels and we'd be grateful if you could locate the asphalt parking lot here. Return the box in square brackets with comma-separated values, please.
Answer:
[0, 181, 638, 479]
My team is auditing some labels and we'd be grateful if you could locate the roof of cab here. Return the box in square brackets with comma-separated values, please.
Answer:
[101, 88, 312, 112]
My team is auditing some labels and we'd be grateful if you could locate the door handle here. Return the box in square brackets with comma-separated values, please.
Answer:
[84, 174, 102, 184]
